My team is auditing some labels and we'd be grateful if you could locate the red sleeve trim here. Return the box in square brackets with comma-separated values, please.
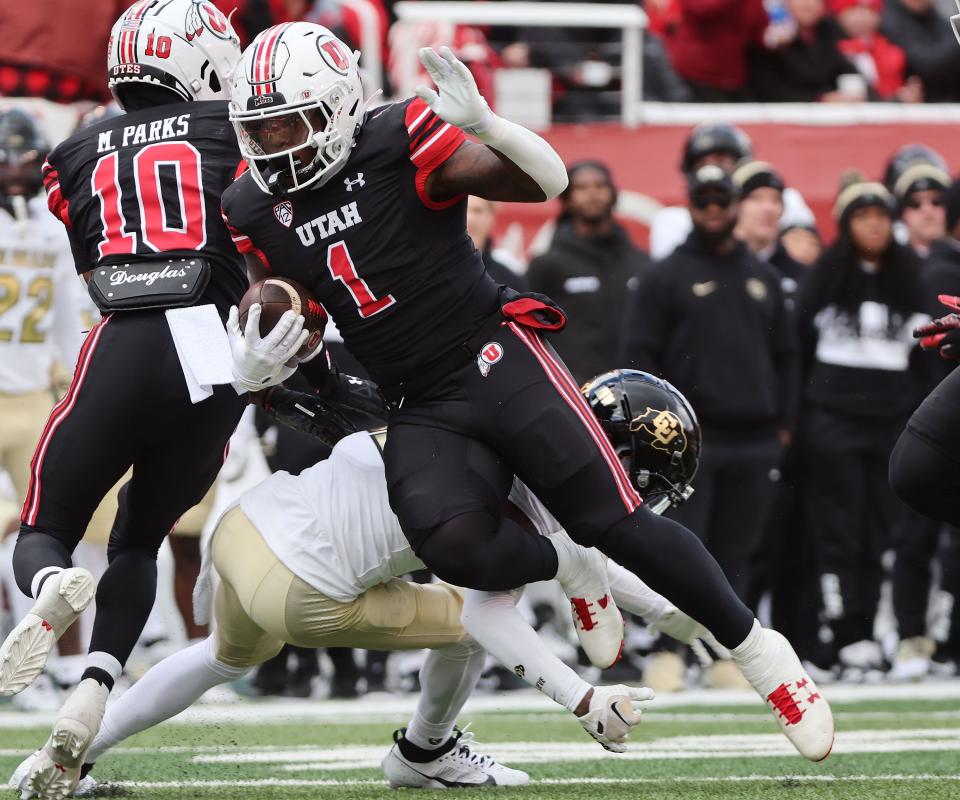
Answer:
[404, 99, 467, 210]
[249, 246, 272, 272]
[234, 160, 249, 179]
[42, 162, 71, 229]
[221, 208, 255, 254]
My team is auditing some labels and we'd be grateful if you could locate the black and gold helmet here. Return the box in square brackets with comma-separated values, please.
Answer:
[583, 369, 701, 515]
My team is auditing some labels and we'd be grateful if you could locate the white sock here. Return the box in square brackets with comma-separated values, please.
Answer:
[31, 566, 64, 599]
[85, 651, 123, 682]
[606, 559, 668, 621]
[405, 639, 486, 750]
[730, 619, 764, 663]
[461, 588, 590, 713]
[86, 637, 248, 763]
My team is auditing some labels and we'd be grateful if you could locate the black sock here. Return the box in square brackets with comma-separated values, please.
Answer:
[597, 508, 754, 649]
[396, 729, 456, 762]
[80, 667, 114, 691]
[12, 530, 72, 598]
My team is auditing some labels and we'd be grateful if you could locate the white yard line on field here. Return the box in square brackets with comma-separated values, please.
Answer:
[77, 774, 960, 791]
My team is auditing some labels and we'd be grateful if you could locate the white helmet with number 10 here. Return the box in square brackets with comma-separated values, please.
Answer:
[107, 0, 241, 108]
[228, 22, 365, 195]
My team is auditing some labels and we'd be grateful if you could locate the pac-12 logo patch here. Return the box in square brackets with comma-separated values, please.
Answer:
[477, 341, 503, 377]
[273, 200, 293, 228]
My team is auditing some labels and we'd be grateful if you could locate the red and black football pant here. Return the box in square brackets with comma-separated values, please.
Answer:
[384, 321, 754, 648]
[15, 312, 245, 669]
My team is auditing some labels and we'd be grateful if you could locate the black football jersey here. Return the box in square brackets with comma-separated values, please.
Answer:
[43, 100, 246, 313]
[221, 97, 500, 387]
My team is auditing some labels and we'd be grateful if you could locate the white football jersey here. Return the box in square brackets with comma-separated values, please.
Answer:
[0, 196, 86, 394]
[239, 431, 560, 602]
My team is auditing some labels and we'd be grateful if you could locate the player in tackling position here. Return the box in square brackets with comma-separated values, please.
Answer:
[12, 371, 719, 795]
[222, 24, 834, 761]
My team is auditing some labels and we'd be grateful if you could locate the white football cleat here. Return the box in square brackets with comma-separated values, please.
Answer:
[0, 568, 95, 696]
[25, 678, 108, 800]
[382, 728, 529, 788]
[10, 752, 97, 799]
[549, 531, 624, 668]
[576, 683, 655, 753]
[732, 621, 835, 762]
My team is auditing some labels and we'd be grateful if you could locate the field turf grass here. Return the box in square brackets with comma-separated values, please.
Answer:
[2, 692, 959, 799]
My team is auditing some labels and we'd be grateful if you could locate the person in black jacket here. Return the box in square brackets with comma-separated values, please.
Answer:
[528, 161, 650, 382]
[749, 0, 862, 102]
[798, 179, 930, 678]
[881, 0, 960, 102]
[620, 165, 798, 604]
[466, 195, 529, 292]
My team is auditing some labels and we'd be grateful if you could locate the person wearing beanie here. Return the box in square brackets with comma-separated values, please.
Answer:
[527, 160, 650, 383]
[621, 164, 798, 677]
[733, 161, 808, 304]
[830, 0, 923, 102]
[797, 177, 929, 678]
[893, 163, 950, 258]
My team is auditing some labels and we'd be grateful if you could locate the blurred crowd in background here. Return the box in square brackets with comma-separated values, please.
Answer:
[3, 0, 960, 710]
[3, 1, 960, 118]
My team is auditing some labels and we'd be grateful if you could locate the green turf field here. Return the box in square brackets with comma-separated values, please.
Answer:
[3, 692, 960, 799]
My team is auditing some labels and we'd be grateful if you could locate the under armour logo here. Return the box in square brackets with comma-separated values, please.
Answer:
[344, 173, 365, 191]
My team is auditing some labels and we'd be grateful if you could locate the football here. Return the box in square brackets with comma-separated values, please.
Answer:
[238, 277, 327, 358]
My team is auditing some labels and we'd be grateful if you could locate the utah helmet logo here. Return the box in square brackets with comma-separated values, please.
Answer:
[273, 200, 294, 228]
[318, 37, 350, 75]
[630, 407, 686, 454]
[477, 341, 504, 378]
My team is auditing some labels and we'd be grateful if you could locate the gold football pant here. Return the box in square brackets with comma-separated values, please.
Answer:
[211, 507, 467, 668]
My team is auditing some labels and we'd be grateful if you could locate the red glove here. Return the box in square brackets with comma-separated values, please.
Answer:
[915, 295, 960, 360]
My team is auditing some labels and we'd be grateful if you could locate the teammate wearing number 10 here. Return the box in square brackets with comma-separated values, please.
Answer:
[222, 23, 834, 763]
[0, 4, 287, 797]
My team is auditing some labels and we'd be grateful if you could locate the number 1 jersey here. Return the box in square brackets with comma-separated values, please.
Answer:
[43, 100, 247, 313]
[220, 97, 500, 387]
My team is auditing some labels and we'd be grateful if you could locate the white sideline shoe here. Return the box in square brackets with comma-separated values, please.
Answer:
[549, 531, 624, 668]
[10, 751, 97, 799]
[576, 683, 655, 753]
[382, 728, 529, 788]
[0, 568, 95, 696]
[24, 678, 108, 800]
[733, 621, 835, 762]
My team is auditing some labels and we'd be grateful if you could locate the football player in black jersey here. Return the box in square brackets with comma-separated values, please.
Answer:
[0, 4, 311, 797]
[222, 24, 834, 762]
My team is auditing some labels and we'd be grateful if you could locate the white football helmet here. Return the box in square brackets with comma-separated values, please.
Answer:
[107, 0, 241, 108]
[229, 23, 365, 194]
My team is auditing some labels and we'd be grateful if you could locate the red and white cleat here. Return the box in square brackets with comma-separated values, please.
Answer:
[0, 568, 95, 696]
[732, 621, 835, 762]
[549, 531, 624, 668]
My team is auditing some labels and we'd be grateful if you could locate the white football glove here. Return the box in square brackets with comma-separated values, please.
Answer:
[416, 46, 495, 135]
[227, 304, 308, 393]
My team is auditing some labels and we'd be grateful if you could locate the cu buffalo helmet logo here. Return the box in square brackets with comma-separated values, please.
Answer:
[318, 37, 350, 74]
[273, 200, 293, 228]
[477, 341, 504, 378]
[630, 407, 687, 454]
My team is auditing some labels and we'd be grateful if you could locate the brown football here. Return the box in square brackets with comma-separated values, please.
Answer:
[238, 277, 327, 357]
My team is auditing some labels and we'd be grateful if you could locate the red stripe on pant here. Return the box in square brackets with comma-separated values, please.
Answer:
[21, 317, 111, 526]
[507, 322, 642, 514]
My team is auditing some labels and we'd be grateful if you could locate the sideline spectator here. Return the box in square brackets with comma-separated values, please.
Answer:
[881, 0, 960, 102]
[527, 161, 650, 382]
[749, 0, 864, 102]
[883, 144, 951, 255]
[892, 164, 950, 258]
[466, 196, 529, 292]
[781, 224, 823, 267]
[660, 0, 768, 101]
[797, 178, 928, 679]
[831, 0, 923, 102]
[621, 165, 797, 605]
